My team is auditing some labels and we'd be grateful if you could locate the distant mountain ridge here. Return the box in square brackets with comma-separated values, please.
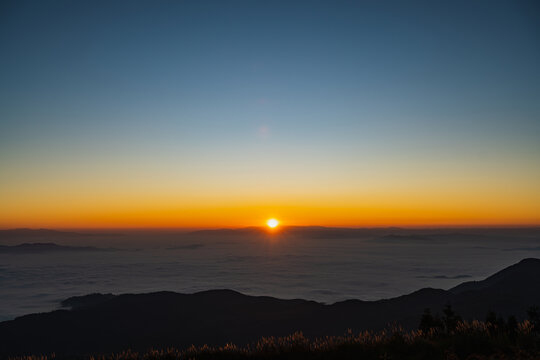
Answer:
[1, 258, 539, 357]
[2, 227, 539, 243]
[0, 228, 119, 238]
[0, 242, 116, 253]
[184, 226, 540, 240]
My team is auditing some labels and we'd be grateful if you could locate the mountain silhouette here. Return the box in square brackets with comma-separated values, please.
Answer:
[0, 242, 115, 253]
[182, 226, 540, 241]
[0, 258, 539, 357]
[0, 228, 121, 239]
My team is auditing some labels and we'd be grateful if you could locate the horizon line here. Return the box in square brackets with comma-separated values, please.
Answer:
[2, 224, 540, 232]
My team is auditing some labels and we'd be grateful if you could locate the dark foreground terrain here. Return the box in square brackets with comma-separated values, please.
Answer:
[8, 323, 540, 360]
[1, 258, 539, 358]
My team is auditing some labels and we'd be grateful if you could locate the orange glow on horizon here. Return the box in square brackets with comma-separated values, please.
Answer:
[0, 201, 539, 230]
[1, 170, 539, 229]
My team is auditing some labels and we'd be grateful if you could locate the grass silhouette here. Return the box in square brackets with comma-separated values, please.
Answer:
[9, 318, 540, 360]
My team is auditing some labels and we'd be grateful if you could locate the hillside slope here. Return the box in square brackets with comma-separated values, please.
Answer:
[0, 258, 539, 357]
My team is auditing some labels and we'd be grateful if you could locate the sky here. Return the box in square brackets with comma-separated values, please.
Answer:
[1, 0, 539, 229]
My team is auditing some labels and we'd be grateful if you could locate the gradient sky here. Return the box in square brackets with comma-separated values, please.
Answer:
[1, 0, 539, 228]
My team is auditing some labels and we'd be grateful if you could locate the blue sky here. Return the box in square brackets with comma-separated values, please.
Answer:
[1, 0, 539, 227]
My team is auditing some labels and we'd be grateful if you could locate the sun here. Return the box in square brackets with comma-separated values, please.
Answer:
[266, 218, 279, 228]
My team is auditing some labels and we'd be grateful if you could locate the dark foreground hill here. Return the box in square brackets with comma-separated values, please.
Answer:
[1, 258, 539, 357]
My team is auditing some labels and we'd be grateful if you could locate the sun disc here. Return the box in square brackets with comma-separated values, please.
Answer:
[267, 218, 279, 228]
